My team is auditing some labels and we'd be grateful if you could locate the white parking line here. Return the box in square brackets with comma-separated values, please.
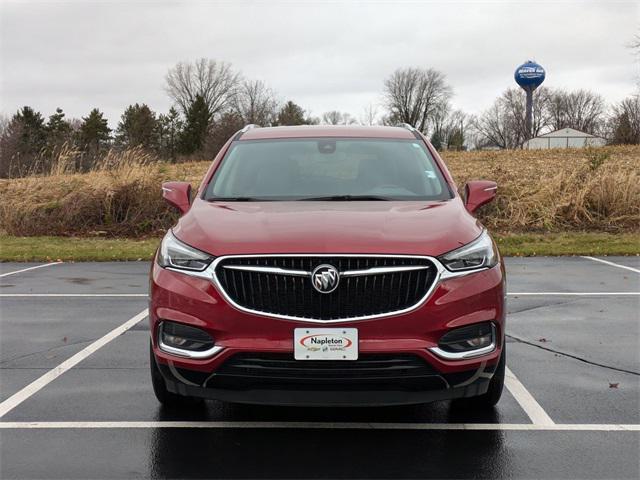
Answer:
[0, 309, 148, 419]
[504, 366, 555, 425]
[0, 421, 637, 431]
[0, 294, 147, 297]
[0, 262, 62, 278]
[508, 292, 639, 296]
[1, 292, 637, 298]
[581, 256, 640, 274]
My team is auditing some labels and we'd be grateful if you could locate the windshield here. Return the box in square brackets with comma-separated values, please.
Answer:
[204, 138, 452, 201]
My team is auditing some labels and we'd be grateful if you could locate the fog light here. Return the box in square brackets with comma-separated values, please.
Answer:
[439, 322, 494, 352]
[160, 321, 214, 352]
[465, 335, 491, 348]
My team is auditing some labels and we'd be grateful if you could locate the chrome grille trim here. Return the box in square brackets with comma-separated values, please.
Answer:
[223, 265, 310, 277]
[221, 264, 430, 278]
[340, 265, 430, 277]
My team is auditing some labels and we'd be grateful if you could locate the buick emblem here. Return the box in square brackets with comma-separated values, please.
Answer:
[311, 264, 340, 294]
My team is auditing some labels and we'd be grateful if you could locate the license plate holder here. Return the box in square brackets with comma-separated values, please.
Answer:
[294, 328, 358, 360]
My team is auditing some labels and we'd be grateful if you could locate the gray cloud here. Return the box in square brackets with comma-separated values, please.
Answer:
[1, 0, 637, 125]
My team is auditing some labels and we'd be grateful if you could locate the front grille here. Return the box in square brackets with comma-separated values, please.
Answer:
[214, 256, 437, 321]
[208, 353, 445, 391]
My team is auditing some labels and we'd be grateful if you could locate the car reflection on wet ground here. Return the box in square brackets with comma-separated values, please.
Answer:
[1, 257, 638, 479]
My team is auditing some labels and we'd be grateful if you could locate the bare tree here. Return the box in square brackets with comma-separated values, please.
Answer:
[608, 94, 640, 144]
[233, 79, 279, 126]
[321, 111, 357, 125]
[547, 89, 606, 135]
[502, 87, 551, 141]
[430, 103, 468, 150]
[0, 113, 10, 137]
[383, 67, 452, 133]
[472, 87, 551, 149]
[204, 112, 245, 158]
[165, 58, 240, 117]
[628, 32, 640, 87]
[631, 33, 640, 53]
[471, 103, 516, 149]
[360, 103, 379, 126]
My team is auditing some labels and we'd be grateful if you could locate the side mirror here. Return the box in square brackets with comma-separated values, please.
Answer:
[464, 180, 497, 214]
[162, 181, 192, 214]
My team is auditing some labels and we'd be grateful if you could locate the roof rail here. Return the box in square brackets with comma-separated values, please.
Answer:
[234, 124, 261, 140]
[396, 123, 421, 139]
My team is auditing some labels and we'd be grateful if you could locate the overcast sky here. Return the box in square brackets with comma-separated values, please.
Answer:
[1, 0, 638, 125]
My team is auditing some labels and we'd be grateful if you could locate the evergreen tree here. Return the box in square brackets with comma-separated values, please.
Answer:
[430, 131, 443, 151]
[611, 112, 634, 144]
[448, 128, 465, 151]
[275, 101, 309, 126]
[115, 103, 158, 150]
[179, 95, 211, 154]
[13, 106, 47, 153]
[79, 108, 111, 153]
[609, 95, 640, 144]
[46, 108, 72, 149]
[0, 107, 47, 176]
[157, 107, 183, 161]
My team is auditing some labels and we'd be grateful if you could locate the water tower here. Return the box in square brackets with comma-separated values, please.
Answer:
[514, 61, 545, 140]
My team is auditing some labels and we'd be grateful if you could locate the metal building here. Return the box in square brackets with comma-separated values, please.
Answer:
[522, 128, 606, 149]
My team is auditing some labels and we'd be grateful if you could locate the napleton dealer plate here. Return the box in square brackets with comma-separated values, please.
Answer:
[294, 328, 358, 360]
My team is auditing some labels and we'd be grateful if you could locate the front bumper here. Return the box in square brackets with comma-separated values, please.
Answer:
[155, 353, 499, 407]
[149, 258, 506, 406]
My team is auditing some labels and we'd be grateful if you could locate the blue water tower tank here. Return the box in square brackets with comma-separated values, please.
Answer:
[514, 61, 546, 91]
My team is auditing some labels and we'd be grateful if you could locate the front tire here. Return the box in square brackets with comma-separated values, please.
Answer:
[150, 342, 202, 408]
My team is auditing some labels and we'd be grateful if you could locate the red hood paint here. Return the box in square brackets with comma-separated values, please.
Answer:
[172, 198, 482, 257]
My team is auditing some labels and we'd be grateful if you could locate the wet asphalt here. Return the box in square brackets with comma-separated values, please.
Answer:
[0, 257, 638, 479]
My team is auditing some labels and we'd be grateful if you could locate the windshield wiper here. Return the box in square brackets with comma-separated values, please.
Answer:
[298, 195, 392, 201]
[207, 197, 267, 202]
[208, 195, 393, 202]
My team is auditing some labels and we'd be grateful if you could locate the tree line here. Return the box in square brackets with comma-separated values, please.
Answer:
[1, 58, 639, 177]
[383, 67, 640, 150]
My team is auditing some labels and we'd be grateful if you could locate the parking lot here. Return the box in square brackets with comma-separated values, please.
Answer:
[0, 256, 638, 479]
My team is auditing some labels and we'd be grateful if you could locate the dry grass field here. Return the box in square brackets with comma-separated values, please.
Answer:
[0, 145, 638, 238]
[444, 146, 640, 233]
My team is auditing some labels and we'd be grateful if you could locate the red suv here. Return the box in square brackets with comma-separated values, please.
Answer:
[150, 124, 505, 409]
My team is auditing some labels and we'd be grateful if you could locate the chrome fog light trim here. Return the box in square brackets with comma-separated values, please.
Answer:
[157, 321, 223, 359]
[158, 338, 224, 359]
[429, 323, 497, 360]
[428, 341, 496, 360]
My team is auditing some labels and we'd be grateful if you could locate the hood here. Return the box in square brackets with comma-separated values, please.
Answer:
[173, 198, 483, 258]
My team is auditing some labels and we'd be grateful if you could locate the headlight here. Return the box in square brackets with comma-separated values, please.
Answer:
[439, 230, 498, 272]
[157, 230, 214, 272]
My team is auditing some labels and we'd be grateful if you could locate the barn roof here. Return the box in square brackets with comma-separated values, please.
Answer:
[537, 128, 599, 138]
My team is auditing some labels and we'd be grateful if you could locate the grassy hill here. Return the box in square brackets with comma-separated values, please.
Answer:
[1, 145, 638, 240]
